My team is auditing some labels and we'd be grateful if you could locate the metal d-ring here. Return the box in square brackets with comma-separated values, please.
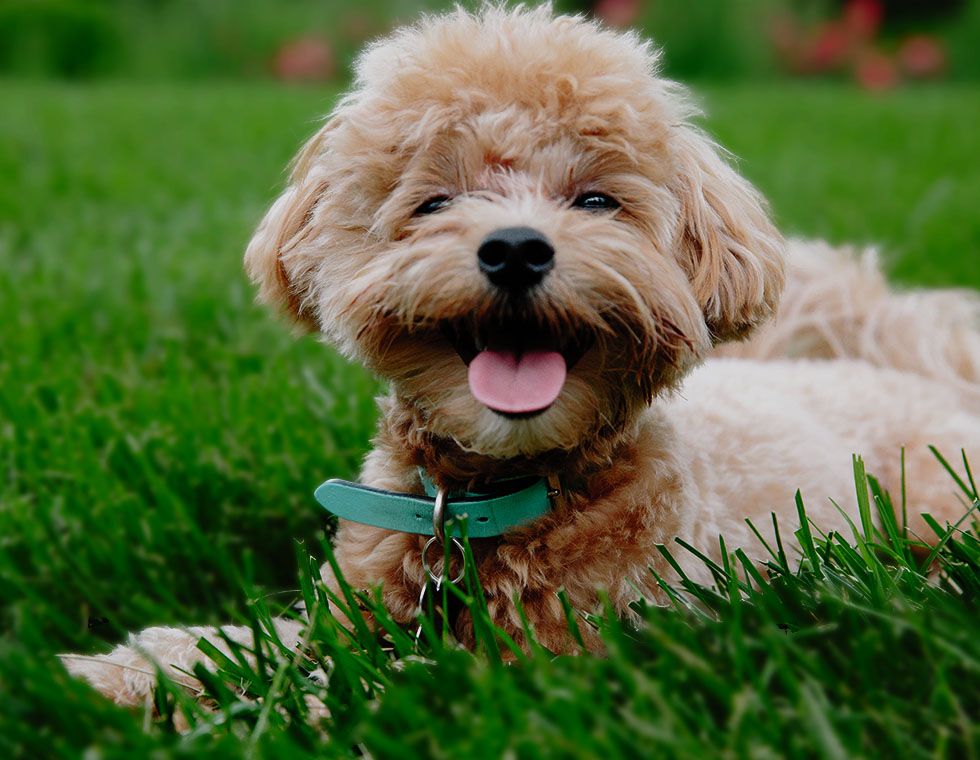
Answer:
[421, 536, 465, 585]
[423, 488, 464, 585]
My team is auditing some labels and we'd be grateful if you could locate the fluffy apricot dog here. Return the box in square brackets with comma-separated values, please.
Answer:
[66, 5, 980, 705]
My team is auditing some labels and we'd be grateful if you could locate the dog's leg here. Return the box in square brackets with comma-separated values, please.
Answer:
[61, 618, 305, 711]
[718, 239, 980, 408]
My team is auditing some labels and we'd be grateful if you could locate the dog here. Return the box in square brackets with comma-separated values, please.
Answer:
[65, 5, 980, 706]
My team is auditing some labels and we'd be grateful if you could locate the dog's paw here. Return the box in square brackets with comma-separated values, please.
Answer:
[60, 626, 205, 707]
[60, 650, 155, 707]
[62, 619, 307, 708]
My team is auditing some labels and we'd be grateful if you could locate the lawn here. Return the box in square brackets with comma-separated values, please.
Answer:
[1, 82, 979, 757]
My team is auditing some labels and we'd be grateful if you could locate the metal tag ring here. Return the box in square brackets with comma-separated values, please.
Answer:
[421, 536, 465, 585]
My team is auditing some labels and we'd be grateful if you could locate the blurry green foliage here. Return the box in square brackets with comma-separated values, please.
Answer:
[947, 0, 980, 79]
[0, 0, 121, 78]
[634, 0, 784, 80]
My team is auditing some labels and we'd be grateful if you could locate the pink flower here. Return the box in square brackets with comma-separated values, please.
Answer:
[898, 35, 947, 79]
[273, 37, 335, 82]
[595, 0, 640, 28]
[843, 0, 883, 41]
[811, 21, 851, 71]
[855, 50, 899, 91]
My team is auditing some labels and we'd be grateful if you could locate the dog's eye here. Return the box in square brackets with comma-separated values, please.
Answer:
[572, 193, 620, 212]
[414, 196, 452, 216]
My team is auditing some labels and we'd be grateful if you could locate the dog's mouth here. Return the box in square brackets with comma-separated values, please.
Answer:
[440, 319, 592, 418]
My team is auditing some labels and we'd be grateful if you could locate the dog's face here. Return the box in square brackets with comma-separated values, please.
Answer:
[246, 7, 784, 460]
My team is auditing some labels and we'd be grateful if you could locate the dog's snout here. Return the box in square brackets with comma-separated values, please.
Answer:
[477, 227, 555, 293]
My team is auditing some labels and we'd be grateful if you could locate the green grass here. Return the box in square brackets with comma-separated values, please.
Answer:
[1, 82, 979, 757]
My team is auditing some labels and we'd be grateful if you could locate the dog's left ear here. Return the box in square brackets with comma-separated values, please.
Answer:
[671, 128, 785, 342]
[244, 178, 326, 331]
[244, 123, 338, 331]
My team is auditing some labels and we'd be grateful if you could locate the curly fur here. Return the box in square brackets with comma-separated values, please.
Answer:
[68, 4, 979, 707]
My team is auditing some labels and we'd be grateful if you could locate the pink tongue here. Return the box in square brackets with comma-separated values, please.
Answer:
[468, 349, 567, 414]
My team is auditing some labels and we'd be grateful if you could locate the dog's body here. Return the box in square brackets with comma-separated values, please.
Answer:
[66, 7, 980, 704]
[330, 251, 980, 650]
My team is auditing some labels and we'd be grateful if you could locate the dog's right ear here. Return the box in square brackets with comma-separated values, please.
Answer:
[244, 126, 334, 331]
[669, 127, 786, 343]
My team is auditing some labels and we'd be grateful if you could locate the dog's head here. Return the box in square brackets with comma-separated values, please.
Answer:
[246, 6, 784, 460]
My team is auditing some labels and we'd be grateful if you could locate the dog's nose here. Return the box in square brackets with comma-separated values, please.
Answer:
[477, 227, 555, 293]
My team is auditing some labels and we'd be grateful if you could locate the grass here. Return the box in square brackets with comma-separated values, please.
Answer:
[1, 82, 979, 757]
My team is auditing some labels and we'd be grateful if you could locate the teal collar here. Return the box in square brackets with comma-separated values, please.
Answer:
[314, 471, 555, 538]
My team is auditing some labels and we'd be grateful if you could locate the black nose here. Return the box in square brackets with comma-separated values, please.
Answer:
[477, 226, 555, 293]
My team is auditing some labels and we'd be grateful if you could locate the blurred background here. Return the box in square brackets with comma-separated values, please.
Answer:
[0, 0, 977, 87]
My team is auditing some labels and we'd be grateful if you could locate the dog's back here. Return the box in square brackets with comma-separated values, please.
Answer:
[716, 239, 980, 410]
